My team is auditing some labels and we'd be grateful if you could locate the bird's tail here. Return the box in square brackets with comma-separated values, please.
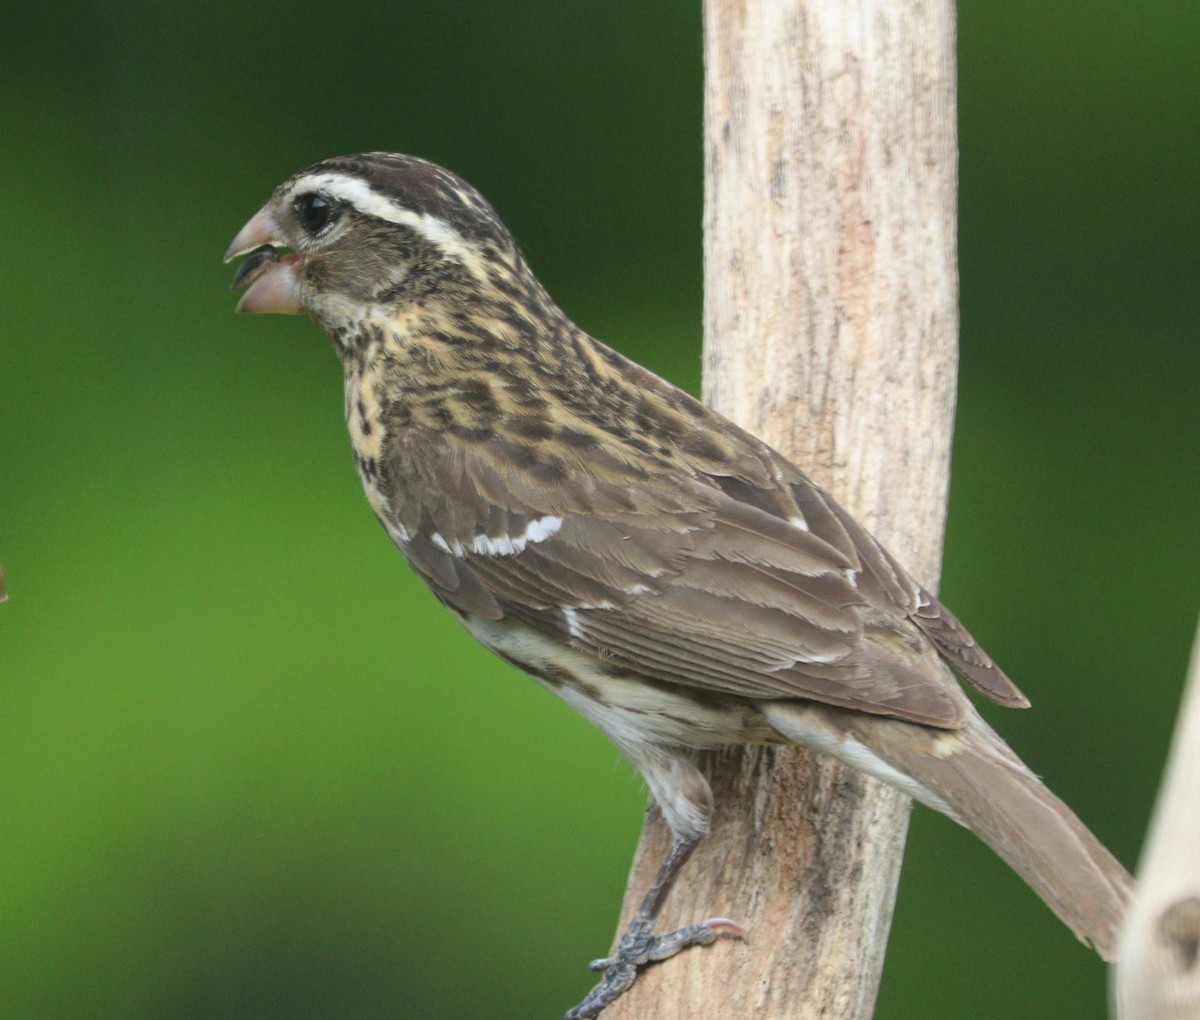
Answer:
[760, 702, 1134, 960]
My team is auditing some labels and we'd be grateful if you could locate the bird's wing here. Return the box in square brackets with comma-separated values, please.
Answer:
[602, 348, 1028, 710]
[774, 465, 1029, 709]
[382, 426, 1007, 727]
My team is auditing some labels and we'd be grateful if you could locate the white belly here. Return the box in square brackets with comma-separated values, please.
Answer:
[459, 612, 778, 751]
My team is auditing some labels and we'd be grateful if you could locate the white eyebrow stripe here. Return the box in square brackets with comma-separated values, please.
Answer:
[290, 173, 420, 225]
[288, 172, 489, 281]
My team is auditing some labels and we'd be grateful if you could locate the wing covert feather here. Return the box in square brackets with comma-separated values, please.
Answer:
[381, 425, 1021, 724]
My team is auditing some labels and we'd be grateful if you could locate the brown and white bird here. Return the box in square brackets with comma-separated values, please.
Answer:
[226, 153, 1132, 1017]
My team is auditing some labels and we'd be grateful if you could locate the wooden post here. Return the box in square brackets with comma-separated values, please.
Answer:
[606, 0, 959, 1015]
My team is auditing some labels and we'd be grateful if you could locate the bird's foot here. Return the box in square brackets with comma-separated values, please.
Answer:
[564, 916, 744, 1019]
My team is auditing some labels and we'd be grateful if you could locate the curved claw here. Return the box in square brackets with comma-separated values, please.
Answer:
[699, 916, 746, 938]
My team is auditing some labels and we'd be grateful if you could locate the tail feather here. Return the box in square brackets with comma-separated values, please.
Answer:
[761, 702, 1134, 960]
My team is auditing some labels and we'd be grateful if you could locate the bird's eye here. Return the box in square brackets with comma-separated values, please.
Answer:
[294, 193, 338, 235]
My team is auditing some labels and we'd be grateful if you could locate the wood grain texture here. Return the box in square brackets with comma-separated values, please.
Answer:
[604, 0, 959, 1015]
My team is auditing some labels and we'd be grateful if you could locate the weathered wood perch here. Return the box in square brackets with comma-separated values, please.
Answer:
[605, 0, 960, 1015]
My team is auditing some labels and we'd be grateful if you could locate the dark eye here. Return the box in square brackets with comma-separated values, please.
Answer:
[293, 192, 338, 235]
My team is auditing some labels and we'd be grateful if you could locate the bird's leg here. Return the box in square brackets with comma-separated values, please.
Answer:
[565, 836, 745, 1019]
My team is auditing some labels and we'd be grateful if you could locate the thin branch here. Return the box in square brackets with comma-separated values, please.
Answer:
[1113, 616, 1200, 1018]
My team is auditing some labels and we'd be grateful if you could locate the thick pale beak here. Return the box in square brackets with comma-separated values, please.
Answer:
[225, 204, 282, 263]
[225, 204, 305, 314]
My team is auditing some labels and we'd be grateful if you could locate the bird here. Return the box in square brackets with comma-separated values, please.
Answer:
[225, 152, 1133, 1017]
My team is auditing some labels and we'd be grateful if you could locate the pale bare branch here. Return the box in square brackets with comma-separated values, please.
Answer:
[604, 1, 958, 1014]
[1113, 616, 1200, 1019]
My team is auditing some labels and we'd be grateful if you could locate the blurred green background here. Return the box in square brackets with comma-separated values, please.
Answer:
[2, 2, 1196, 1017]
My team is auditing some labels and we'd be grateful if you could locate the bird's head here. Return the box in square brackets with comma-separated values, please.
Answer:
[225, 153, 524, 336]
